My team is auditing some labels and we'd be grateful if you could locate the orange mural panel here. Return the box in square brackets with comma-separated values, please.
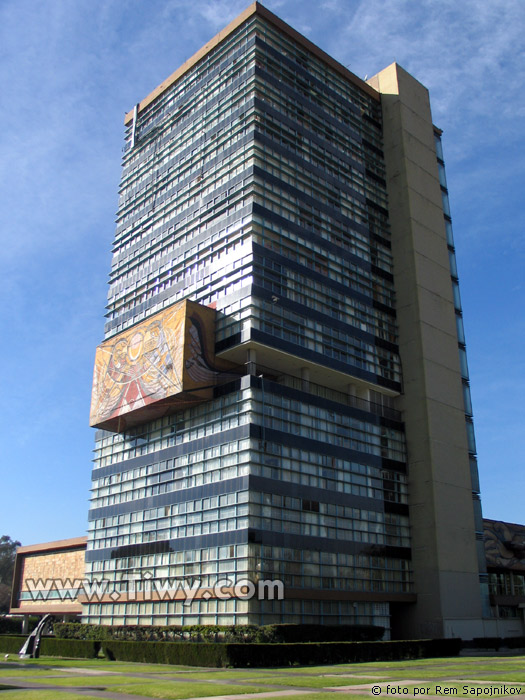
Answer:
[90, 300, 237, 432]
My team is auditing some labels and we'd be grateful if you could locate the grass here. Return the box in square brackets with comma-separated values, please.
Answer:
[0, 693, 103, 700]
[381, 683, 525, 697]
[1, 656, 193, 673]
[23, 673, 166, 686]
[178, 671, 376, 687]
[0, 668, 63, 677]
[250, 696, 372, 700]
[1, 654, 525, 699]
[100, 681, 270, 698]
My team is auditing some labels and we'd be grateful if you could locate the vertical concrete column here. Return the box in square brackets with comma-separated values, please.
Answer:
[247, 348, 256, 376]
[368, 63, 484, 639]
[357, 386, 370, 404]
[301, 367, 310, 392]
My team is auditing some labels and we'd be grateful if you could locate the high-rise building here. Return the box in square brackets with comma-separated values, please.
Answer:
[85, 2, 488, 639]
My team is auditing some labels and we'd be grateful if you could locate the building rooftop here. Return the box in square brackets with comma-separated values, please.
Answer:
[124, 1, 378, 125]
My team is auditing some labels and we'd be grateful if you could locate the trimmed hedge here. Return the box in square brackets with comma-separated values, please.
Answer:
[221, 638, 462, 667]
[100, 637, 461, 667]
[53, 622, 383, 643]
[464, 636, 525, 650]
[0, 635, 26, 654]
[0, 617, 39, 635]
[0, 635, 99, 658]
[40, 638, 99, 659]
[102, 640, 229, 666]
[0, 635, 461, 666]
[0, 618, 23, 635]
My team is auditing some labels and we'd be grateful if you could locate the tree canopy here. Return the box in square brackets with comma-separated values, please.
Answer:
[0, 535, 21, 586]
[0, 535, 21, 612]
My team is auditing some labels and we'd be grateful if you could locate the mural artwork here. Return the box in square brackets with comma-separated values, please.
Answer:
[484, 519, 525, 570]
[90, 300, 237, 432]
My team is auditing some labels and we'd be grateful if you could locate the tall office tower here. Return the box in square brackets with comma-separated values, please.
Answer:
[85, 2, 487, 638]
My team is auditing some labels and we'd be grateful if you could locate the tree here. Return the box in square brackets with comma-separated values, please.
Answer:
[0, 535, 21, 613]
[0, 584, 10, 613]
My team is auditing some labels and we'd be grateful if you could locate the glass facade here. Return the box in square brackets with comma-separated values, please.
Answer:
[85, 11, 414, 633]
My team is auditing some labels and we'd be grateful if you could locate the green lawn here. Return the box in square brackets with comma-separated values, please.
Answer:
[0, 693, 103, 700]
[105, 682, 273, 698]
[22, 673, 170, 686]
[1, 654, 525, 700]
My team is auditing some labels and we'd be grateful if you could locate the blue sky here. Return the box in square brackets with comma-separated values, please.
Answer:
[1, 0, 524, 546]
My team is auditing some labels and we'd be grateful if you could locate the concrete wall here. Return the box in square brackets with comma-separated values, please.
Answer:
[368, 64, 483, 638]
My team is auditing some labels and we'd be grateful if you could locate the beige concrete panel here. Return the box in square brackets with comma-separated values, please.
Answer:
[413, 287, 457, 336]
[409, 507, 478, 577]
[368, 62, 400, 94]
[425, 400, 470, 447]
[413, 255, 458, 300]
[394, 63, 433, 112]
[393, 207, 446, 262]
[426, 439, 471, 478]
[379, 101, 405, 147]
[434, 525, 480, 570]
[394, 105, 436, 154]
[439, 571, 484, 618]
[372, 60, 483, 637]
[431, 482, 478, 530]
[421, 365, 464, 408]
[371, 62, 432, 113]
[404, 161, 445, 209]
[419, 321, 463, 366]
[392, 135, 443, 180]
[405, 190, 450, 238]
[387, 224, 449, 280]
[409, 501, 438, 531]
[366, 74, 380, 92]
[419, 330, 462, 374]
[425, 454, 472, 494]
[411, 226, 450, 268]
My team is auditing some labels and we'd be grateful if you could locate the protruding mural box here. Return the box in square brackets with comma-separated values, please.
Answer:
[90, 299, 237, 432]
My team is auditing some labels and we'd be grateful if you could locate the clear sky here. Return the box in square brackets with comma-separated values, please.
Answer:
[1, 0, 524, 546]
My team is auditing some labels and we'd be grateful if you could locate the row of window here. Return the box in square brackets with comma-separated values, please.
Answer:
[254, 263, 397, 342]
[254, 23, 383, 145]
[82, 596, 389, 629]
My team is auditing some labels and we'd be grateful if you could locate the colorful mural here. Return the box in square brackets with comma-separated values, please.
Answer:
[484, 519, 525, 570]
[90, 300, 237, 432]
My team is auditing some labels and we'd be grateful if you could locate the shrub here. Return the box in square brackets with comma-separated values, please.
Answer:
[464, 636, 525, 651]
[40, 638, 100, 659]
[222, 638, 462, 667]
[102, 640, 229, 666]
[503, 636, 525, 649]
[0, 617, 39, 635]
[52, 623, 109, 641]
[53, 622, 384, 644]
[0, 618, 22, 635]
[0, 634, 461, 666]
[0, 635, 26, 654]
[98, 637, 461, 668]
[0, 635, 99, 659]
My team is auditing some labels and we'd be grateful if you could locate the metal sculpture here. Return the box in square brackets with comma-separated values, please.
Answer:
[18, 614, 53, 659]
